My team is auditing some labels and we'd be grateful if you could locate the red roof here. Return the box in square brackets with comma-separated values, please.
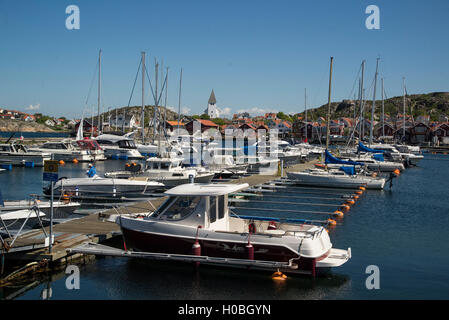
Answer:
[196, 119, 219, 127]
[166, 120, 185, 126]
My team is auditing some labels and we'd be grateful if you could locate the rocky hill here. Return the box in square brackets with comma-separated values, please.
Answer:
[0, 119, 55, 132]
[301, 92, 449, 121]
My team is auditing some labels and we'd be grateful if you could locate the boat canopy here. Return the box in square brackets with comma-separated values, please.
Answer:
[357, 142, 385, 154]
[373, 153, 384, 162]
[325, 150, 363, 166]
[338, 166, 356, 175]
[165, 183, 249, 196]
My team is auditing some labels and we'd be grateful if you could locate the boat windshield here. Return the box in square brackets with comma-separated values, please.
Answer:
[151, 196, 201, 220]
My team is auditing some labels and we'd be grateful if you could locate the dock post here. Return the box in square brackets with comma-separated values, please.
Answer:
[281, 160, 284, 177]
[49, 181, 54, 253]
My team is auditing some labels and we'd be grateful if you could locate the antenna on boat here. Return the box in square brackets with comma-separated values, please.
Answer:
[304, 88, 307, 142]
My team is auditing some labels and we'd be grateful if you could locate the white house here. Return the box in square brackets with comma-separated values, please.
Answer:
[45, 119, 55, 126]
[204, 90, 220, 118]
[110, 114, 138, 129]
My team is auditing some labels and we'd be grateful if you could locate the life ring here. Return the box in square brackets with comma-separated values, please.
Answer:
[248, 222, 256, 234]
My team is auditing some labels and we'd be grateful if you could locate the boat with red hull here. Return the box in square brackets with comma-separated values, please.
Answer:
[116, 183, 351, 276]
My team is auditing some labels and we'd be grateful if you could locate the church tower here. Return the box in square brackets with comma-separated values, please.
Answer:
[204, 89, 220, 118]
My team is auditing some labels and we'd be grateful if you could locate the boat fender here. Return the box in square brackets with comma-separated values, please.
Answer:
[271, 270, 287, 281]
[267, 221, 277, 230]
[248, 222, 256, 234]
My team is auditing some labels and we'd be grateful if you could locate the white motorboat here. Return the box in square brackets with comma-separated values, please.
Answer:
[0, 142, 51, 167]
[0, 208, 46, 235]
[43, 176, 164, 198]
[75, 138, 107, 161]
[95, 134, 143, 159]
[235, 156, 279, 175]
[29, 140, 95, 162]
[287, 168, 386, 189]
[1, 199, 81, 218]
[105, 157, 215, 188]
[203, 154, 248, 178]
[115, 183, 351, 275]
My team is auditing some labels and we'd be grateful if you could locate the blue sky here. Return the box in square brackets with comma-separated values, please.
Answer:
[0, 0, 448, 119]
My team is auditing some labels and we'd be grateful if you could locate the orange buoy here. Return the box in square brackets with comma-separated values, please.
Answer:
[327, 219, 337, 226]
[334, 210, 344, 218]
[73, 158, 78, 164]
[352, 195, 359, 200]
[59, 160, 65, 165]
[341, 205, 351, 212]
[355, 190, 363, 195]
[345, 199, 355, 205]
[393, 169, 400, 176]
[272, 270, 287, 281]
[359, 186, 366, 191]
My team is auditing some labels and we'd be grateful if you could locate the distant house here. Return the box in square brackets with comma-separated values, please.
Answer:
[74, 119, 98, 134]
[165, 120, 185, 132]
[45, 119, 55, 126]
[375, 122, 395, 138]
[23, 115, 35, 122]
[264, 113, 277, 120]
[275, 121, 292, 135]
[185, 119, 219, 134]
[432, 122, 449, 142]
[110, 114, 138, 129]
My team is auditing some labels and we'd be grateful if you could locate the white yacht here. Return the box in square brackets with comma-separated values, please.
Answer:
[29, 140, 95, 162]
[114, 183, 351, 276]
[95, 134, 143, 160]
[287, 168, 386, 190]
[105, 157, 215, 188]
[235, 156, 279, 175]
[0, 142, 51, 167]
[44, 176, 164, 198]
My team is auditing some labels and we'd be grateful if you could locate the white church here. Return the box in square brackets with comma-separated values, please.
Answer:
[204, 89, 220, 118]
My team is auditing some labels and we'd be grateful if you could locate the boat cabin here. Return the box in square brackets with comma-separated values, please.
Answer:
[148, 183, 249, 230]
[0, 143, 28, 153]
[145, 157, 184, 171]
[76, 138, 102, 151]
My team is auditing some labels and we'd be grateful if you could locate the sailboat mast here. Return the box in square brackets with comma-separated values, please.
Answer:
[141, 52, 146, 144]
[177, 68, 183, 132]
[304, 88, 307, 141]
[403, 77, 406, 140]
[153, 61, 159, 143]
[381, 78, 385, 138]
[359, 60, 365, 141]
[164, 67, 169, 127]
[325, 57, 334, 150]
[370, 58, 379, 145]
[97, 49, 102, 134]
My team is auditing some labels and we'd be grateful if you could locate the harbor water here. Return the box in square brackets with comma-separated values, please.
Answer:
[1, 154, 449, 299]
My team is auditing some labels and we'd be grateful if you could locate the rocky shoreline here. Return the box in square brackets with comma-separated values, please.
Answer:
[0, 119, 56, 132]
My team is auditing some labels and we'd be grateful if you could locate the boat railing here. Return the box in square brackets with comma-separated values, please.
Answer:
[0, 200, 48, 251]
